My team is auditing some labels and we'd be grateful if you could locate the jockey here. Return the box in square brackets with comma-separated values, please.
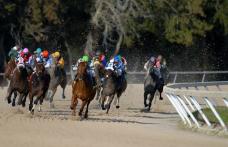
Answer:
[8, 46, 19, 60]
[99, 54, 107, 67]
[144, 56, 156, 71]
[52, 51, 66, 77]
[42, 50, 52, 68]
[84, 55, 96, 86]
[20, 48, 32, 65]
[121, 56, 127, 70]
[34, 48, 42, 61]
[74, 55, 94, 85]
[52, 51, 64, 68]
[105, 55, 126, 87]
[19, 48, 33, 74]
[113, 55, 125, 76]
[144, 54, 165, 100]
[144, 55, 164, 78]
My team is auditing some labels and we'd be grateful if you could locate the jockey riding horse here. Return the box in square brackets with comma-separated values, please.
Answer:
[143, 55, 169, 111]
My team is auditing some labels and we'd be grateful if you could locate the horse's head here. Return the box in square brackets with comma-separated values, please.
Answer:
[36, 63, 45, 75]
[4, 59, 16, 80]
[76, 62, 88, 80]
[104, 69, 116, 79]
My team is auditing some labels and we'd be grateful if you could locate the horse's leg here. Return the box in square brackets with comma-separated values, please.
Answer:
[22, 92, 29, 107]
[116, 92, 122, 109]
[60, 78, 67, 99]
[100, 94, 106, 110]
[79, 100, 87, 117]
[49, 88, 57, 108]
[159, 86, 164, 100]
[144, 91, 149, 108]
[33, 92, 43, 113]
[17, 92, 24, 106]
[28, 93, 34, 113]
[38, 96, 44, 112]
[62, 87, 66, 99]
[84, 100, 91, 119]
[12, 92, 18, 107]
[70, 96, 78, 116]
[106, 95, 114, 114]
[95, 88, 101, 100]
[148, 90, 156, 111]
[6, 88, 14, 104]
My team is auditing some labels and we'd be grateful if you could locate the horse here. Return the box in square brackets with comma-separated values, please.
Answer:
[28, 61, 51, 114]
[45, 55, 67, 108]
[4, 59, 17, 100]
[4, 59, 17, 80]
[71, 62, 96, 118]
[6, 60, 29, 107]
[100, 69, 127, 114]
[143, 65, 169, 111]
[93, 60, 106, 101]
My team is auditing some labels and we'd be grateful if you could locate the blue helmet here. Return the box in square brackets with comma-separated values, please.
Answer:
[114, 55, 120, 62]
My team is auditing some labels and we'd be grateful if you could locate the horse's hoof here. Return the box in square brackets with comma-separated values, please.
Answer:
[7, 99, 11, 104]
[70, 106, 73, 110]
[12, 102, 16, 107]
[62, 95, 66, 99]
[146, 107, 151, 112]
[159, 97, 163, 100]
[29, 110, 34, 115]
[104, 104, 110, 110]
[116, 105, 120, 109]
[84, 114, 88, 119]
[22, 103, 26, 107]
[78, 112, 82, 116]
[144, 103, 148, 107]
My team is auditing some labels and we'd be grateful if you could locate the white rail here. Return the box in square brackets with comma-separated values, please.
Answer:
[164, 82, 228, 131]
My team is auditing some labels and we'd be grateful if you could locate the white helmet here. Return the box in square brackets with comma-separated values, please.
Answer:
[12, 46, 17, 51]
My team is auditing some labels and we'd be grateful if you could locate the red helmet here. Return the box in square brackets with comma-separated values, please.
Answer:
[42, 50, 49, 58]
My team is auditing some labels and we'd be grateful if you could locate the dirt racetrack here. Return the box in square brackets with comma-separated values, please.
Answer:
[0, 84, 227, 147]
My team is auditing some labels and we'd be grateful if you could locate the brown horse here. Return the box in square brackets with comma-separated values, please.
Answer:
[4, 59, 16, 80]
[6, 60, 29, 107]
[4, 59, 18, 103]
[71, 62, 96, 118]
[29, 61, 51, 114]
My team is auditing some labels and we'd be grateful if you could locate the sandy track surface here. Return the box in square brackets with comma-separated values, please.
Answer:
[0, 84, 227, 147]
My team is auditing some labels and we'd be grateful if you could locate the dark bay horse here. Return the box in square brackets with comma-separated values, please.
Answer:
[4, 59, 17, 101]
[4, 59, 17, 80]
[45, 55, 67, 108]
[144, 66, 169, 111]
[71, 62, 96, 118]
[93, 60, 106, 100]
[29, 61, 50, 114]
[101, 69, 127, 114]
[6, 61, 29, 107]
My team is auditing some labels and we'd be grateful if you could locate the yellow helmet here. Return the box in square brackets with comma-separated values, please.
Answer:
[53, 51, 60, 58]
